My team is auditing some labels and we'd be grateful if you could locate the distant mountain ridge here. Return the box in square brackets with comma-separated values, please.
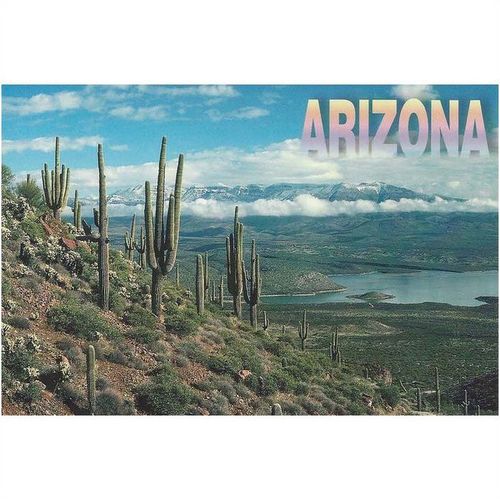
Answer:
[75, 182, 464, 206]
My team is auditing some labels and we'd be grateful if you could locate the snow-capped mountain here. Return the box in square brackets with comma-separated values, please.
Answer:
[74, 182, 462, 208]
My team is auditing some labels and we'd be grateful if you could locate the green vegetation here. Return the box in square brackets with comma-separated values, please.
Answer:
[2, 135, 496, 416]
[264, 301, 498, 414]
[47, 299, 120, 340]
[134, 367, 195, 415]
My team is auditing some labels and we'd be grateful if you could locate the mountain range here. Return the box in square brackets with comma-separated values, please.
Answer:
[77, 182, 462, 206]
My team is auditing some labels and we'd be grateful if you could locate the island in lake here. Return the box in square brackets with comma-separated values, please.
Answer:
[347, 291, 395, 302]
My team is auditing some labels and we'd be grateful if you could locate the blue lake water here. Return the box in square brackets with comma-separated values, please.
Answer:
[262, 270, 499, 306]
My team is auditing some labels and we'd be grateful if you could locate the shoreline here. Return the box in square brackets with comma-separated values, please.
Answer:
[262, 288, 347, 298]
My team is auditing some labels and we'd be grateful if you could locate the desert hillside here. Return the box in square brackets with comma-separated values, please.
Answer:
[1, 173, 406, 416]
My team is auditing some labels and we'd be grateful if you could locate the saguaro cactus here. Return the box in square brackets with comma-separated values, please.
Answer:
[41, 137, 71, 220]
[262, 311, 270, 330]
[416, 387, 422, 411]
[226, 206, 244, 318]
[219, 276, 224, 308]
[435, 367, 441, 414]
[76, 144, 110, 310]
[144, 137, 184, 317]
[196, 254, 205, 315]
[135, 225, 146, 269]
[462, 389, 469, 415]
[87, 344, 96, 415]
[329, 327, 340, 362]
[210, 280, 216, 302]
[298, 310, 309, 351]
[203, 252, 210, 300]
[242, 239, 261, 330]
[72, 190, 82, 231]
[124, 214, 136, 260]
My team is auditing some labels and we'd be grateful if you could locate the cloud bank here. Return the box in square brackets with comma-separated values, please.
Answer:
[3, 136, 103, 154]
[69, 195, 498, 220]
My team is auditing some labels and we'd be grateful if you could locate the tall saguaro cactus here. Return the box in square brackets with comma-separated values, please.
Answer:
[144, 137, 184, 317]
[76, 144, 110, 311]
[196, 254, 205, 315]
[124, 214, 136, 260]
[136, 225, 146, 269]
[226, 206, 244, 318]
[242, 239, 261, 329]
[329, 327, 340, 363]
[219, 276, 224, 308]
[203, 252, 210, 300]
[41, 137, 71, 220]
[298, 310, 309, 351]
[435, 367, 441, 414]
[72, 190, 82, 231]
[87, 344, 96, 415]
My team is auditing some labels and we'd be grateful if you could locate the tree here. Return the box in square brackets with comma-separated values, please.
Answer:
[2, 164, 15, 197]
[16, 175, 45, 211]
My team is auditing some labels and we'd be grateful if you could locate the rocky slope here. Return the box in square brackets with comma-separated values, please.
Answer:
[1, 195, 408, 416]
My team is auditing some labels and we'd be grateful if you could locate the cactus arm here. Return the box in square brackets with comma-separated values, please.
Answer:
[154, 137, 167, 256]
[54, 137, 60, 205]
[226, 236, 235, 295]
[57, 166, 66, 206]
[165, 193, 176, 251]
[196, 254, 204, 314]
[76, 219, 99, 242]
[173, 154, 184, 247]
[242, 260, 251, 304]
[144, 181, 158, 270]
[130, 214, 136, 247]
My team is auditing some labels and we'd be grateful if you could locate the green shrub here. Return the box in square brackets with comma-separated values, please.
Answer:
[96, 390, 135, 415]
[16, 180, 45, 211]
[124, 304, 157, 328]
[280, 400, 305, 415]
[128, 326, 162, 346]
[164, 302, 202, 337]
[47, 299, 120, 340]
[134, 369, 194, 415]
[57, 382, 87, 414]
[109, 290, 128, 316]
[17, 381, 44, 404]
[20, 217, 45, 240]
[2, 336, 39, 381]
[8, 316, 31, 330]
[20, 275, 43, 292]
[379, 384, 401, 407]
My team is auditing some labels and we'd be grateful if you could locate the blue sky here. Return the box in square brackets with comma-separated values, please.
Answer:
[2, 84, 498, 199]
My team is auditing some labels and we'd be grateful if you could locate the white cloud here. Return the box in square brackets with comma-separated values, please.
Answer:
[69, 195, 497, 220]
[17, 137, 498, 202]
[109, 105, 168, 121]
[391, 85, 438, 101]
[3, 85, 240, 118]
[207, 106, 270, 121]
[184, 195, 498, 219]
[3, 91, 83, 115]
[139, 85, 239, 98]
[2, 135, 102, 154]
[23, 139, 340, 191]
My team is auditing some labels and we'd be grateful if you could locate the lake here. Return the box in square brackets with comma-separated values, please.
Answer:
[262, 270, 498, 306]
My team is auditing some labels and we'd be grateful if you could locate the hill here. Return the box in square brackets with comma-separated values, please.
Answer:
[80, 181, 463, 208]
[2, 195, 406, 416]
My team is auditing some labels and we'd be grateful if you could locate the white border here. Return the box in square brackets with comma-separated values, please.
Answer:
[1, 1, 499, 499]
